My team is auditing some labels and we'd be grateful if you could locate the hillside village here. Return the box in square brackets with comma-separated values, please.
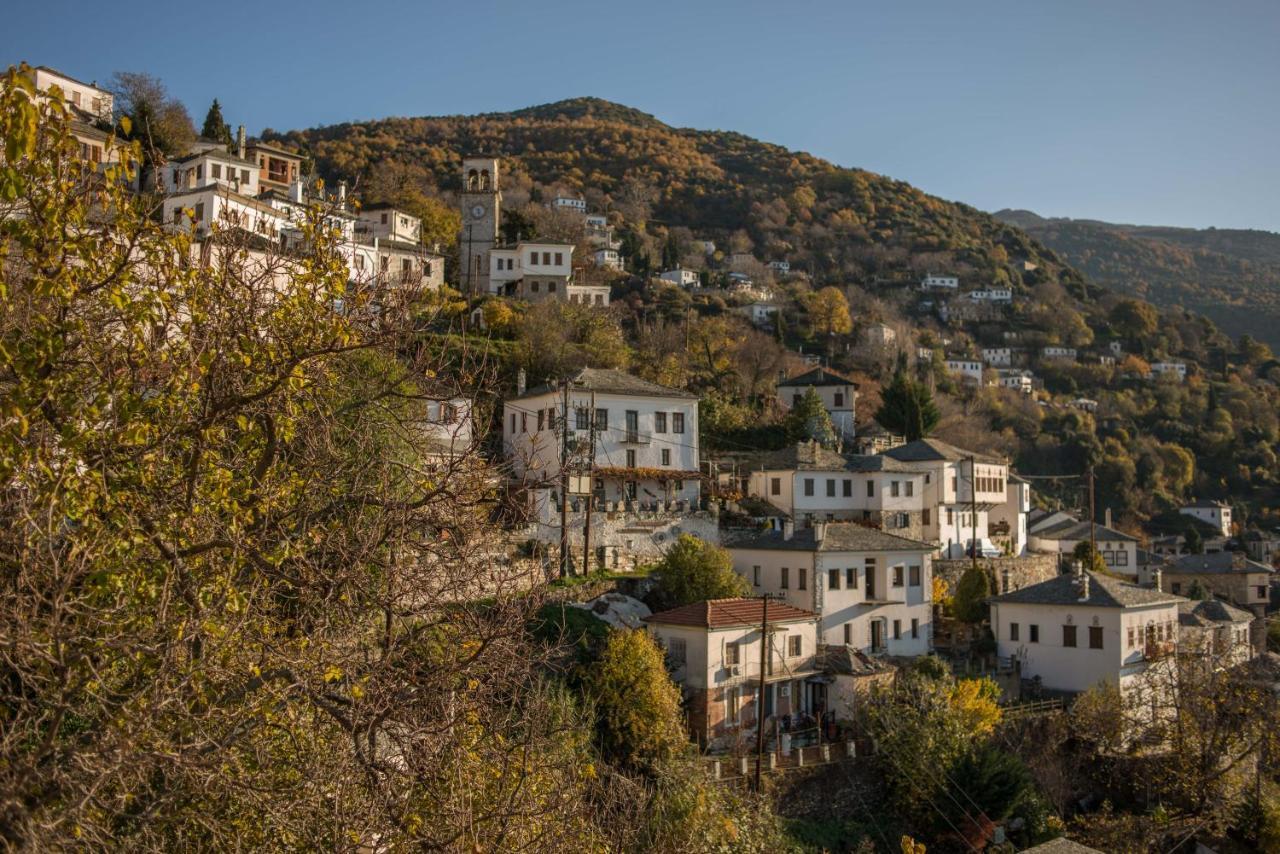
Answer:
[10, 64, 1280, 852]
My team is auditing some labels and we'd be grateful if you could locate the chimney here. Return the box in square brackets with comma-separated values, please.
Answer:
[813, 521, 827, 545]
[782, 518, 794, 541]
[1104, 507, 1112, 529]
[236, 125, 246, 160]
[289, 180, 304, 204]
[516, 368, 527, 396]
[338, 180, 347, 204]
[1153, 567, 1163, 592]
[1077, 572, 1090, 602]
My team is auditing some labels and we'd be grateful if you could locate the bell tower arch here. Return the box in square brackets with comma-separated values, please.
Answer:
[459, 156, 502, 295]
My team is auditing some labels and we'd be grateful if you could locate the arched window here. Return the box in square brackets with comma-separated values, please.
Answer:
[467, 169, 479, 191]
[480, 169, 490, 190]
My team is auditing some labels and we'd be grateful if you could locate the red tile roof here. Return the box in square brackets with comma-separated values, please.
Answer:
[643, 598, 817, 629]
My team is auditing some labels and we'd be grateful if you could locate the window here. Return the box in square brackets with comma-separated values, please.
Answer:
[906, 481, 914, 497]
[542, 252, 551, 265]
[891, 566, 903, 587]
[548, 281, 557, 293]
[834, 392, 844, 407]
[828, 569, 840, 590]
[673, 413, 685, 433]
[1029, 624, 1039, 643]
[893, 620, 901, 640]
[866, 480, 874, 498]
[727, 688, 740, 721]
[1259, 586, 1269, 599]
[547, 408, 557, 429]
[521, 413, 527, 432]
[661, 449, 671, 466]
[770, 477, 781, 496]
[554, 252, 563, 265]
[946, 508, 953, 525]
[626, 450, 636, 468]
[842, 479, 852, 497]
[381, 213, 388, 224]
[826, 479, 836, 497]
[193, 202, 204, 222]
[844, 623, 852, 644]
[1063, 625, 1077, 648]
[911, 618, 919, 639]
[788, 635, 802, 657]
[804, 478, 814, 497]
[667, 638, 687, 665]
[530, 282, 540, 293]
[595, 409, 607, 430]
[923, 508, 931, 526]
[846, 567, 857, 588]
[909, 565, 921, 586]
[752, 566, 760, 586]
[510, 413, 516, 434]
[793, 393, 802, 406]
[798, 568, 807, 590]
[537, 410, 545, 431]
[575, 407, 590, 430]
[781, 568, 789, 589]
[891, 481, 900, 497]
[212, 164, 222, 179]
[725, 642, 740, 665]
[1089, 626, 1104, 649]
[1171, 582, 1182, 595]
[1010, 622, 1020, 641]
[655, 412, 667, 433]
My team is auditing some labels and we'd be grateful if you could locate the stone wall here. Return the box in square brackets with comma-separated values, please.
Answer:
[529, 507, 720, 573]
[933, 553, 1059, 595]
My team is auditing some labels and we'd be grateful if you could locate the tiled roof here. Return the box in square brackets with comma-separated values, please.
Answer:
[777, 367, 860, 389]
[513, 367, 697, 402]
[1032, 519, 1139, 543]
[1177, 598, 1254, 627]
[1183, 498, 1231, 509]
[1167, 551, 1274, 575]
[990, 571, 1185, 609]
[882, 438, 1004, 465]
[643, 598, 816, 629]
[723, 523, 934, 554]
[753, 442, 916, 473]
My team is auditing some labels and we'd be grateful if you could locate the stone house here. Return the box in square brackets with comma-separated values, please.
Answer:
[1158, 551, 1273, 617]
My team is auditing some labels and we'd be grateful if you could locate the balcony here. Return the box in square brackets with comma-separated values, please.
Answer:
[718, 654, 820, 685]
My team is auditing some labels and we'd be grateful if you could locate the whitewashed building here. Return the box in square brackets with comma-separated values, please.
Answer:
[776, 368, 859, 442]
[769, 260, 791, 275]
[967, 288, 1012, 303]
[944, 359, 985, 385]
[997, 369, 1034, 394]
[553, 196, 587, 213]
[593, 248, 623, 271]
[1179, 499, 1232, 538]
[725, 522, 934, 657]
[1041, 346, 1078, 361]
[921, 274, 959, 290]
[659, 268, 700, 288]
[982, 348, 1013, 367]
[1027, 514, 1140, 578]
[1151, 361, 1188, 382]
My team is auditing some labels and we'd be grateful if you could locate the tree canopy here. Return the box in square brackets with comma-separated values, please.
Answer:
[876, 371, 941, 441]
[649, 534, 749, 611]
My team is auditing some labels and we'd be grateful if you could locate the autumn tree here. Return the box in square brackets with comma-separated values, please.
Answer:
[1112, 298, 1159, 344]
[805, 285, 853, 338]
[649, 535, 749, 610]
[108, 70, 195, 159]
[876, 371, 941, 440]
[585, 630, 687, 769]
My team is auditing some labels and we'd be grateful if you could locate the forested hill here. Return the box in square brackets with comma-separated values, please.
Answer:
[267, 97, 1091, 298]
[996, 209, 1280, 349]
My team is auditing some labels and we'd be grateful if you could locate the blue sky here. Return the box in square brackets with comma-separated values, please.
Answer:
[5, 0, 1278, 230]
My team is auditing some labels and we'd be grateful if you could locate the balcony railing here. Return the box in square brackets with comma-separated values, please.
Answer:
[718, 654, 819, 685]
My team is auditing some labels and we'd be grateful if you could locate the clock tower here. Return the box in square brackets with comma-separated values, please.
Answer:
[459, 156, 502, 295]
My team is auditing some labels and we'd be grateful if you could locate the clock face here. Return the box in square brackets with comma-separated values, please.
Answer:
[471, 204, 486, 221]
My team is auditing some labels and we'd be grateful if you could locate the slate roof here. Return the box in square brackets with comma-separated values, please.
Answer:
[1166, 551, 1274, 575]
[753, 442, 916, 473]
[1019, 839, 1104, 854]
[512, 367, 697, 402]
[643, 598, 816, 629]
[989, 571, 1185, 609]
[882, 438, 1004, 465]
[1177, 598, 1254, 627]
[818, 644, 896, 676]
[776, 367, 860, 389]
[1032, 519, 1139, 543]
[1183, 498, 1231, 509]
[723, 523, 934, 554]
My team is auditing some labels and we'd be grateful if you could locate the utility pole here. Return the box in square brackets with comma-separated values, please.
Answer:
[464, 223, 474, 296]
[582, 390, 597, 575]
[753, 595, 769, 793]
[1088, 466, 1097, 558]
[559, 379, 571, 579]
[967, 455, 978, 573]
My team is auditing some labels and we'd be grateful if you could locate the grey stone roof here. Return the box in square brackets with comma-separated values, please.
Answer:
[753, 442, 916, 473]
[1177, 598, 1254, 627]
[818, 644, 896, 676]
[990, 571, 1185, 609]
[776, 367, 860, 389]
[882, 437, 1004, 465]
[1032, 519, 1139, 543]
[1167, 551, 1274, 575]
[723, 523, 934, 554]
[1019, 839, 1104, 854]
[1183, 498, 1230, 509]
[512, 367, 697, 402]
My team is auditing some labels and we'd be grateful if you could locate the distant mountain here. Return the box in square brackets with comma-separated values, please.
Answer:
[995, 209, 1280, 349]
[270, 97, 1091, 300]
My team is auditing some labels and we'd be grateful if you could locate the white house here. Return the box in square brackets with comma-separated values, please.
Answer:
[659, 268, 700, 288]
[989, 569, 1186, 696]
[1151, 361, 1188, 382]
[1041, 346, 1078, 362]
[769, 260, 791, 275]
[355, 204, 422, 244]
[921, 274, 959, 290]
[989, 474, 1033, 556]
[1179, 499, 1232, 538]
[740, 302, 779, 327]
[967, 288, 1012, 303]
[644, 598, 822, 743]
[163, 184, 290, 242]
[504, 367, 699, 506]
[862, 323, 897, 347]
[420, 397, 476, 461]
[1027, 514, 1140, 577]
[882, 439, 1013, 558]
[156, 148, 260, 196]
[585, 213, 608, 231]
[489, 241, 580, 301]
[746, 442, 926, 534]
[725, 522, 934, 657]
[593, 248, 623, 271]
[1070, 398, 1098, 413]
[944, 359, 985, 385]
[982, 348, 1013, 367]
[553, 196, 587, 213]
[997, 369, 1034, 394]
[31, 66, 113, 121]
[776, 368, 859, 442]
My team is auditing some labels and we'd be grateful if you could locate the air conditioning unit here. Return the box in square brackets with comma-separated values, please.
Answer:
[726, 664, 742, 677]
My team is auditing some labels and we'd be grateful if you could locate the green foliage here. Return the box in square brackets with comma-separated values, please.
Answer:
[948, 745, 1036, 823]
[1184, 524, 1204, 554]
[952, 566, 992, 624]
[875, 372, 940, 441]
[641, 759, 797, 852]
[514, 300, 631, 380]
[530, 604, 610, 666]
[585, 629, 687, 769]
[200, 98, 233, 147]
[1186, 579, 1209, 600]
[784, 387, 839, 448]
[1072, 540, 1109, 575]
[649, 534, 749, 611]
[911, 654, 952, 682]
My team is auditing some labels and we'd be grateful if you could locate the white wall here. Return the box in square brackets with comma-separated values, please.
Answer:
[776, 383, 857, 440]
